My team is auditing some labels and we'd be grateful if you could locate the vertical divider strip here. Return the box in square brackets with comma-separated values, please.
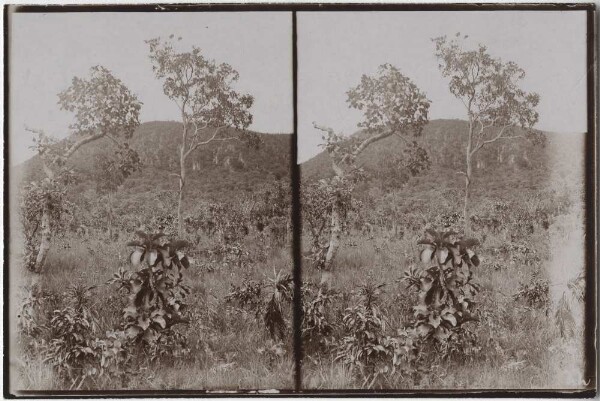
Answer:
[584, 6, 597, 389]
[290, 10, 303, 393]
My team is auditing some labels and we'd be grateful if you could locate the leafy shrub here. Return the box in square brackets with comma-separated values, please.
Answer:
[555, 271, 585, 338]
[17, 287, 60, 339]
[513, 270, 549, 309]
[302, 178, 362, 269]
[334, 280, 389, 377]
[403, 229, 481, 358]
[226, 269, 293, 340]
[35, 285, 132, 389]
[225, 277, 263, 313]
[257, 340, 287, 368]
[301, 284, 338, 353]
[334, 279, 425, 388]
[20, 177, 75, 271]
[264, 270, 294, 340]
[110, 231, 192, 360]
[202, 242, 251, 270]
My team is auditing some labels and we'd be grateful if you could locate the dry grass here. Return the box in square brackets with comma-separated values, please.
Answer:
[300, 194, 586, 390]
[10, 231, 295, 392]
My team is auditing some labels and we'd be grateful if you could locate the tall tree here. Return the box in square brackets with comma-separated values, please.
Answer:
[25, 65, 142, 273]
[146, 36, 254, 237]
[433, 34, 540, 230]
[313, 63, 430, 272]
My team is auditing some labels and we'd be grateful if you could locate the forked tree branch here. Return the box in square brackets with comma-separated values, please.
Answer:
[472, 123, 523, 155]
[184, 125, 233, 159]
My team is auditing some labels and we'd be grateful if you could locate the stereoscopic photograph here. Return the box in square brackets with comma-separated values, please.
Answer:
[298, 10, 592, 390]
[4, 4, 596, 397]
[7, 10, 294, 392]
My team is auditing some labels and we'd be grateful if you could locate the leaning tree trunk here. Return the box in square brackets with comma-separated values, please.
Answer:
[33, 200, 52, 273]
[324, 196, 342, 270]
[319, 198, 342, 290]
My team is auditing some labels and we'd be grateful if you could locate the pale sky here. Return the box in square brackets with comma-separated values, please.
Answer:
[9, 12, 293, 165]
[7, 11, 589, 165]
[298, 11, 588, 162]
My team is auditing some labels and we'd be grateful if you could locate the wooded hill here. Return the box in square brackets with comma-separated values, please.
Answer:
[16, 121, 292, 203]
[300, 119, 581, 204]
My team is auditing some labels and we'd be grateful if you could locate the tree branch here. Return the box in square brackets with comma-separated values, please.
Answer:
[313, 122, 335, 137]
[184, 125, 228, 159]
[473, 124, 522, 154]
[352, 129, 393, 157]
[64, 132, 106, 159]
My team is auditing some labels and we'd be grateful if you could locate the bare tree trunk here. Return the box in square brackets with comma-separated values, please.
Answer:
[463, 121, 474, 233]
[177, 147, 186, 238]
[33, 201, 52, 273]
[324, 197, 342, 270]
[463, 168, 472, 233]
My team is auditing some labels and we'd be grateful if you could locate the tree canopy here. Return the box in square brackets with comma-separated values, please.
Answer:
[433, 34, 539, 151]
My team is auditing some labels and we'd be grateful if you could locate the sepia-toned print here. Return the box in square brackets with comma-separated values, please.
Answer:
[4, 4, 595, 396]
[8, 10, 294, 392]
[298, 10, 591, 390]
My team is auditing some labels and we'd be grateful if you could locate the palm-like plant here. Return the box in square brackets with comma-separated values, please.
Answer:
[264, 269, 293, 340]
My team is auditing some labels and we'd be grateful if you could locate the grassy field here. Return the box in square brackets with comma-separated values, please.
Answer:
[9, 122, 588, 392]
[299, 132, 587, 390]
[10, 227, 295, 391]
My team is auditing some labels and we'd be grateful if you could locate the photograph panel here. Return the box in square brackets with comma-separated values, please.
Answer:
[298, 10, 589, 390]
[8, 10, 294, 392]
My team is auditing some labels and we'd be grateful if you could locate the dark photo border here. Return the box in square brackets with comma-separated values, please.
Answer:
[3, 2, 597, 398]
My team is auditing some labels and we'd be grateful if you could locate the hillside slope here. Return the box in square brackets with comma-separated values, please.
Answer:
[17, 121, 292, 203]
[300, 119, 579, 205]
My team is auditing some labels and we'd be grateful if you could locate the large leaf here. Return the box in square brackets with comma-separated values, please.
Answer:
[146, 249, 158, 266]
[420, 246, 435, 263]
[442, 313, 457, 327]
[158, 248, 171, 267]
[153, 316, 167, 329]
[180, 255, 190, 269]
[436, 247, 449, 264]
[448, 246, 462, 265]
[130, 249, 144, 267]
